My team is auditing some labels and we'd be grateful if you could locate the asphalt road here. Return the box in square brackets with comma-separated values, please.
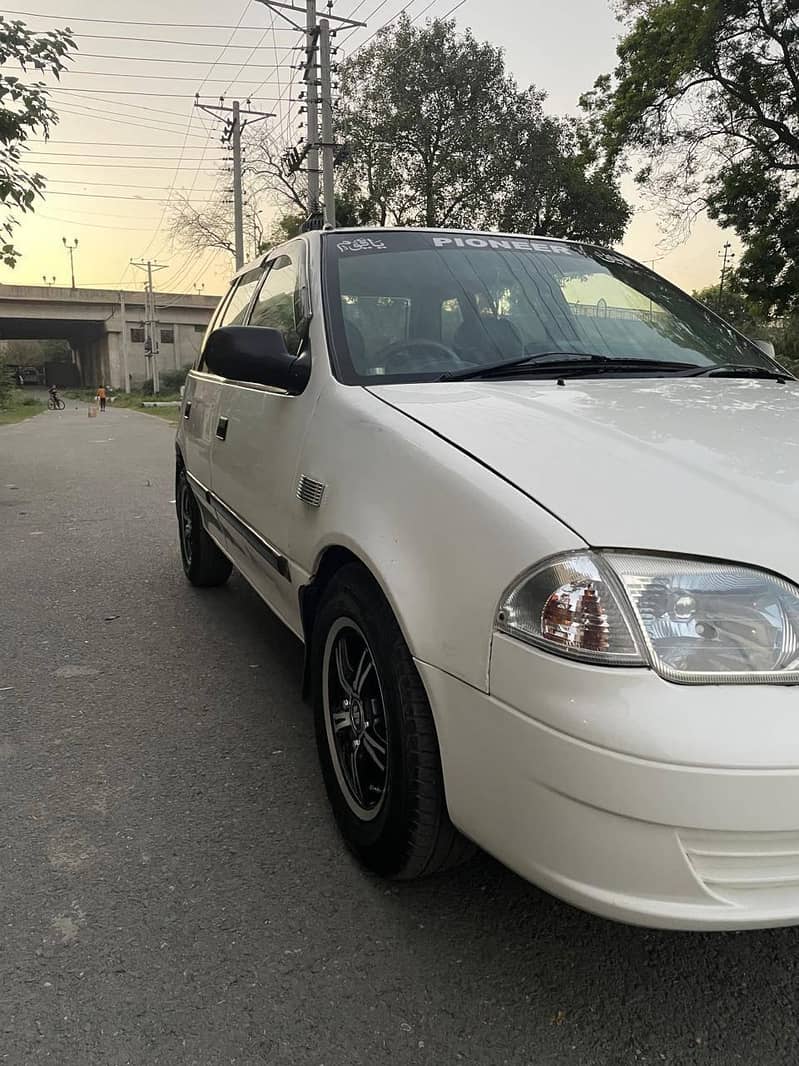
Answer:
[1, 403, 798, 1066]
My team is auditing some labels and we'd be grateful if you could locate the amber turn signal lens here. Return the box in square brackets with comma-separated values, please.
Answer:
[541, 583, 610, 653]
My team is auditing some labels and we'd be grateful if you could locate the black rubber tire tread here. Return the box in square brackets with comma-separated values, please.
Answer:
[176, 469, 233, 588]
[311, 563, 475, 880]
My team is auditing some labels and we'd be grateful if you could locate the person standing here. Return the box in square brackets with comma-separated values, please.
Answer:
[97, 384, 107, 412]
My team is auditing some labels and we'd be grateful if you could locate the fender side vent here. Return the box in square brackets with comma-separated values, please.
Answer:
[297, 475, 326, 508]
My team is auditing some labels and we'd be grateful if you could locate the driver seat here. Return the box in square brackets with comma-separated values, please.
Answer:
[454, 316, 524, 363]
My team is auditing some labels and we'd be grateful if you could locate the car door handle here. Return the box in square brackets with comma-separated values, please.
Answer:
[216, 416, 229, 441]
[183, 401, 192, 420]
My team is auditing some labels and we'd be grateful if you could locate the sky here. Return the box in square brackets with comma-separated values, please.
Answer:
[3, 0, 733, 297]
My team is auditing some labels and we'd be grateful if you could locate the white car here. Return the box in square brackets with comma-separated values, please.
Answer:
[176, 228, 799, 930]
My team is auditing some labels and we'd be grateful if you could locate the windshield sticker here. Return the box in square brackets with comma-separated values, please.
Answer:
[431, 235, 577, 255]
[331, 232, 592, 257]
[336, 237, 387, 253]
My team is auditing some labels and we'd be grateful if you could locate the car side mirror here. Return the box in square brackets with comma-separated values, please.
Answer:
[204, 326, 311, 394]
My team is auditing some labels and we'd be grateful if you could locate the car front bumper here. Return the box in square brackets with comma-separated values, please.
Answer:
[417, 637, 799, 930]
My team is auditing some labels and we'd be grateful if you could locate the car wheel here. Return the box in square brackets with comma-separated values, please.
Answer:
[311, 563, 474, 879]
[176, 469, 232, 587]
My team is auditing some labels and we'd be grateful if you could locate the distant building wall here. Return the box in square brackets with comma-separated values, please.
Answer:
[0, 285, 219, 389]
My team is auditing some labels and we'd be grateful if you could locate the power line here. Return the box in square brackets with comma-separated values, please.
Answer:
[39, 69, 283, 82]
[32, 161, 222, 170]
[27, 152, 223, 160]
[36, 212, 166, 232]
[144, 3, 254, 262]
[50, 103, 207, 138]
[337, 0, 391, 46]
[70, 32, 300, 46]
[48, 90, 196, 120]
[4, 10, 298, 28]
[47, 178, 218, 189]
[74, 53, 288, 68]
[47, 95, 202, 129]
[37, 205, 167, 218]
[49, 87, 240, 98]
[28, 141, 220, 147]
[46, 191, 224, 201]
[197, 0, 253, 95]
[222, 21, 275, 95]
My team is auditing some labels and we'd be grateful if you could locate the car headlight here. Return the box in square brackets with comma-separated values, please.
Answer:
[496, 552, 644, 666]
[497, 552, 799, 684]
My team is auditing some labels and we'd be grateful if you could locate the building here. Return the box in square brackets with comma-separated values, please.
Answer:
[0, 284, 219, 389]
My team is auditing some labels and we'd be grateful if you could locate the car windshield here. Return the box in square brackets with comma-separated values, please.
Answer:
[322, 231, 780, 384]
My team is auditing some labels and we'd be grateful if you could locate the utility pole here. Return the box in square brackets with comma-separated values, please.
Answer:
[718, 242, 735, 310]
[232, 100, 244, 268]
[319, 18, 336, 228]
[195, 97, 273, 270]
[62, 238, 78, 289]
[119, 291, 130, 395]
[305, 0, 320, 219]
[254, 0, 365, 229]
[130, 259, 167, 394]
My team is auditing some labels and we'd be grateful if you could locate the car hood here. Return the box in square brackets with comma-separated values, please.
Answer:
[368, 378, 799, 582]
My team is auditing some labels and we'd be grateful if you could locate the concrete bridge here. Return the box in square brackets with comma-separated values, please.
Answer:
[0, 283, 219, 389]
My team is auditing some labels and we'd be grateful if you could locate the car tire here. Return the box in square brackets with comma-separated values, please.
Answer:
[311, 563, 474, 879]
[176, 469, 232, 588]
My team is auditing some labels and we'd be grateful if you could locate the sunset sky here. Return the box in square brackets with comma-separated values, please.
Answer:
[4, 0, 734, 298]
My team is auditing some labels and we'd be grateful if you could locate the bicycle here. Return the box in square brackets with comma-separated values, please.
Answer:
[47, 395, 65, 411]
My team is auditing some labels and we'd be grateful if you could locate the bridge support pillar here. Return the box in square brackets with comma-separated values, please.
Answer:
[105, 330, 126, 391]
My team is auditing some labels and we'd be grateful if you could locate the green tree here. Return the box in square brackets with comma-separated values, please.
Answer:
[583, 0, 799, 313]
[337, 16, 628, 241]
[338, 16, 521, 228]
[494, 94, 630, 243]
[1, 16, 75, 268]
[692, 271, 764, 332]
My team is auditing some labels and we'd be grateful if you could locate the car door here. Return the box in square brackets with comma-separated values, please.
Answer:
[209, 242, 317, 632]
[181, 268, 262, 496]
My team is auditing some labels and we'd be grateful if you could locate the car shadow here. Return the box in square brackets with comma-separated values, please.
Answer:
[176, 568, 799, 1063]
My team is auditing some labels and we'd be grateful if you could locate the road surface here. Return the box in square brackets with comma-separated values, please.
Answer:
[0, 404, 796, 1065]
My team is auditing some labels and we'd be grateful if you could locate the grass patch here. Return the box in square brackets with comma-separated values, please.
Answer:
[111, 391, 181, 425]
[63, 388, 182, 424]
[0, 394, 47, 426]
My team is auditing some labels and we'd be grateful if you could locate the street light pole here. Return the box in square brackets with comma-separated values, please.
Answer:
[62, 238, 78, 289]
[718, 241, 735, 310]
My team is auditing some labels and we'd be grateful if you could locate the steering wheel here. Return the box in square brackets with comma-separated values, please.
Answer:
[374, 338, 462, 375]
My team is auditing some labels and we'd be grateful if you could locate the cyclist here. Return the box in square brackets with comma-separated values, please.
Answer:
[48, 384, 63, 410]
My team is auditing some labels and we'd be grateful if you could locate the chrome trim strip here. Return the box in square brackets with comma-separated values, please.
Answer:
[186, 369, 291, 396]
[185, 469, 210, 501]
[210, 492, 291, 581]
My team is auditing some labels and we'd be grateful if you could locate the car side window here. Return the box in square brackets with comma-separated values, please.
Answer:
[217, 269, 263, 329]
[198, 269, 263, 371]
[249, 253, 302, 353]
[196, 289, 232, 367]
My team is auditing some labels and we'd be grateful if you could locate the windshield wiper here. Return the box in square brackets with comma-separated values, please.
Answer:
[684, 363, 791, 382]
[439, 352, 700, 382]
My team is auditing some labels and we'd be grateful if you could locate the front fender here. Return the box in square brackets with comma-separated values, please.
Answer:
[289, 384, 584, 692]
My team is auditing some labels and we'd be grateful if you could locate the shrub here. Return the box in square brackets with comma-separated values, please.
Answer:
[159, 367, 189, 392]
[140, 367, 187, 396]
[0, 356, 13, 408]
